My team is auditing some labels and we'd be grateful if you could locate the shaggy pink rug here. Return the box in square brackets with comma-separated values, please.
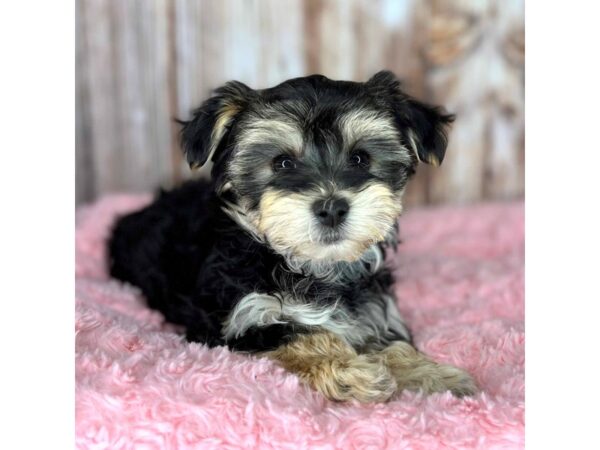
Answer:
[75, 195, 524, 450]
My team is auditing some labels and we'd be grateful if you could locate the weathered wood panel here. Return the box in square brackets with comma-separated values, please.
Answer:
[76, 0, 525, 206]
[75, 0, 96, 205]
[80, 0, 120, 197]
[419, 0, 525, 203]
[78, 0, 174, 199]
[110, 0, 173, 192]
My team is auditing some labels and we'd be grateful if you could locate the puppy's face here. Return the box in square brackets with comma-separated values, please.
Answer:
[180, 72, 453, 263]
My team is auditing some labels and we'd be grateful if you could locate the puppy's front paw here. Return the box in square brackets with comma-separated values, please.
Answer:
[266, 331, 397, 403]
[321, 355, 397, 403]
[380, 341, 479, 397]
[422, 362, 478, 397]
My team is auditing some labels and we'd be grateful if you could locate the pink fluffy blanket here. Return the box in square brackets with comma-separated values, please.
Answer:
[75, 195, 524, 449]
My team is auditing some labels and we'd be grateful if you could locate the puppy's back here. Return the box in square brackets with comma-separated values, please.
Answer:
[108, 180, 215, 323]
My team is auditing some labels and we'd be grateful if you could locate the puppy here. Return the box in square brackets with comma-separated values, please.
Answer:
[109, 71, 477, 402]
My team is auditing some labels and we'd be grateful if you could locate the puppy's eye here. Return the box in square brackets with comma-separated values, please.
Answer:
[349, 151, 370, 167]
[272, 155, 296, 171]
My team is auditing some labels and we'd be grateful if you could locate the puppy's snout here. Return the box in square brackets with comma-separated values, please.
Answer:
[312, 198, 349, 228]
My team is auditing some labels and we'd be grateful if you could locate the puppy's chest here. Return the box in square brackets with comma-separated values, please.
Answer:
[220, 242, 410, 347]
[209, 223, 393, 309]
[269, 259, 386, 305]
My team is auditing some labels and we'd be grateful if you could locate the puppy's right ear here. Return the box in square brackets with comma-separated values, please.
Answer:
[179, 81, 252, 169]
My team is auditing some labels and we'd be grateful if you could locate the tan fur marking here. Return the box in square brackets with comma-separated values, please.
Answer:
[257, 183, 402, 263]
[346, 183, 402, 244]
[208, 102, 241, 158]
[406, 129, 440, 167]
[338, 110, 401, 148]
[265, 332, 397, 403]
[377, 341, 478, 397]
[427, 154, 440, 167]
[406, 129, 421, 163]
[265, 332, 476, 402]
[236, 119, 303, 154]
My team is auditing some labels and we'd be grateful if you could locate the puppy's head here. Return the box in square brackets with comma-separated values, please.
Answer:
[179, 71, 453, 263]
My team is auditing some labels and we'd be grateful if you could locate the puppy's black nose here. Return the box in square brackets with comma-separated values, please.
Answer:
[312, 198, 349, 228]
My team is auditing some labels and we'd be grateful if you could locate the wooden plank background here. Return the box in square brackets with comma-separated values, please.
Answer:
[76, 0, 524, 206]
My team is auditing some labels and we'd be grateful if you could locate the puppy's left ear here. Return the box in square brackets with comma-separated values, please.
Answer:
[367, 71, 454, 167]
[178, 81, 253, 169]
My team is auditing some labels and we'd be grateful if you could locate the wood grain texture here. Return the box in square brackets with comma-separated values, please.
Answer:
[109, 0, 173, 193]
[419, 0, 525, 203]
[80, 0, 119, 196]
[76, 0, 524, 206]
[76, 0, 96, 205]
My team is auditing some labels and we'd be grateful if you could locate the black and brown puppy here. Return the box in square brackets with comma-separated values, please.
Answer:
[109, 71, 477, 402]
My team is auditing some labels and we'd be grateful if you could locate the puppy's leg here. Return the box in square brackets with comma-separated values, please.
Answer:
[377, 341, 478, 397]
[356, 292, 477, 397]
[265, 331, 397, 402]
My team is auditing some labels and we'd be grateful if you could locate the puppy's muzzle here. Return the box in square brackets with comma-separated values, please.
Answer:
[312, 197, 349, 228]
